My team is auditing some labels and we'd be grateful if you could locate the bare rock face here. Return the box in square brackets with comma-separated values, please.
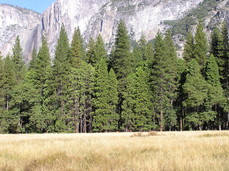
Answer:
[37, 0, 203, 56]
[0, 4, 41, 60]
[0, 0, 228, 60]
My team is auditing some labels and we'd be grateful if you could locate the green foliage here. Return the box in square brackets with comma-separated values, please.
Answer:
[112, 20, 132, 92]
[122, 66, 152, 131]
[149, 32, 178, 131]
[69, 27, 85, 67]
[194, 22, 208, 68]
[183, 31, 195, 62]
[12, 36, 26, 83]
[93, 60, 118, 132]
[87, 37, 96, 65]
[183, 59, 209, 129]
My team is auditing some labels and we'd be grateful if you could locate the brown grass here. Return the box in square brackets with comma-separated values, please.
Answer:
[0, 131, 229, 171]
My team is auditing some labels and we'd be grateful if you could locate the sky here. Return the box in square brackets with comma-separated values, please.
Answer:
[0, 0, 56, 13]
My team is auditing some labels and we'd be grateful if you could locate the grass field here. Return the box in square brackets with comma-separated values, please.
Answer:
[0, 131, 229, 171]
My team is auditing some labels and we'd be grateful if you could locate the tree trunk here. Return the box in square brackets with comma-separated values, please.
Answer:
[6, 94, 9, 111]
[160, 107, 163, 132]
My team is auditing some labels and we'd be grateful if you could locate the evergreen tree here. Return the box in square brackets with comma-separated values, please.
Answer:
[183, 31, 195, 62]
[12, 36, 25, 83]
[87, 37, 96, 65]
[94, 34, 107, 63]
[69, 27, 85, 67]
[132, 34, 148, 68]
[3, 55, 19, 133]
[110, 20, 132, 128]
[145, 42, 154, 62]
[210, 27, 224, 73]
[164, 31, 178, 130]
[52, 24, 70, 128]
[149, 32, 177, 131]
[93, 60, 118, 132]
[29, 48, 37, 70]
[183, 59, 209, 130]
[112, 20, 132, 92]
[194, 22, 208, 68]
[205, 55, 225, 130]
[175, 58, 187, 131]
[107, 69, 119, 131]
[66, 62, 94, 133]
[221, 22, 229, 97]
[10, 37, 52, 133]
[122, 66, 152, 131]
[0, 54, 7, 132]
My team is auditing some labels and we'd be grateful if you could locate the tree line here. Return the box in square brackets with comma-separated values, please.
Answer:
[0, 21, 228, 133]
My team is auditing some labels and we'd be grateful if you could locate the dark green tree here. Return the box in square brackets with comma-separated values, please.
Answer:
[183, 59, 209, 130]
[107, 69, 119, 131]
[205, 55, 226, 130]
[69, 27, 85, 67]
[94, 34, 107, 63]
[93, 60, 118, 132]
[122, 66, 152, 131]
[52, 24, 70, 128]
[221, 22, 229, 97]
[12, 36, 26, 83]
[87, 37, 96, 65]
[183, 31, 195, 62]
[0, 54, 7, 132]
[194, 22, 208, 68]
[112, 20, 132, 92]
[149, 32, 177, 131]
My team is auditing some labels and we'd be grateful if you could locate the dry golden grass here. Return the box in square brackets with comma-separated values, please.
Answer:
[0, 131, 229, 171]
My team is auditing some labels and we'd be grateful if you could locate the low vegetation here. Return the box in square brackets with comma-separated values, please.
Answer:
[0, 131, 229, 171]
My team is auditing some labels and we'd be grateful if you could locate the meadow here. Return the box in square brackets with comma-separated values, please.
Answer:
[0, 131, 229, 171]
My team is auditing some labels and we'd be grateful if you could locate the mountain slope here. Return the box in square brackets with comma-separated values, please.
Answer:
[0, 0, 228, 59]
[36, 0, 203, 56]
[0, 4, 41, 59]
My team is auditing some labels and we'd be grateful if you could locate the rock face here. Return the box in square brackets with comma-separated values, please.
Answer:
[38, 0, 203, 56]
[0, 0, 228, 60]
[0, 4, 41, 60]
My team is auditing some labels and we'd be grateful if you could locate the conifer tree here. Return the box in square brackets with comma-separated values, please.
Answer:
[150, 32, 177, 131]
[52, 24, 70, 126]
[2, 55, 18, 133]
[67, 62, 94, 133]
[3, 55, 16, 112]
[93, 60, 112, 132]
[164, 31, 178, 130]
[12, 36, 25, 83]
[107, 69, 119, 131]
[87, 37, 96, 65]
[29, 48, 37, 70]
[69, 27, 85, 67]
[205, 55, 226, 130]
[210, 27, 224, 73]
[183, 59, 209, 130]
[183, 31, 195, 62]
[0, 54, 7, 132]
[112, 20, 131, 92]
[94, 34, 107, 63]
[194, 22, 208, 68]
[11, 37, 52, 133]
[221, 22, 229, 97]
[132, 34, 148, 68]
[175, 58, 187, 131]
[122, 66, 152, 131]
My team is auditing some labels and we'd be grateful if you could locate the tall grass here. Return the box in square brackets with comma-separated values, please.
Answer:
[0, 131, 229, 171]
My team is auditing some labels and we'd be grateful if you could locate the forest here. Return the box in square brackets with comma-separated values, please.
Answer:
[0, 20, 228, 133]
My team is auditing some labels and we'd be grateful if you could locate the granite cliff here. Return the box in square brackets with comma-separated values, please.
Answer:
[0, 0, 228, 60]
